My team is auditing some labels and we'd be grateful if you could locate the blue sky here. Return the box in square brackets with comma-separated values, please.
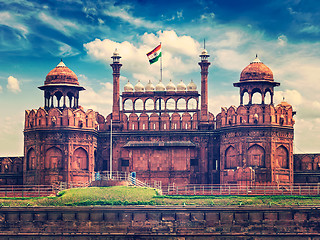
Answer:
[0, 0, 320, 156]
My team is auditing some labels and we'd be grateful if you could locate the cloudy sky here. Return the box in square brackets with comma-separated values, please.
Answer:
[0, 0, 319, 156]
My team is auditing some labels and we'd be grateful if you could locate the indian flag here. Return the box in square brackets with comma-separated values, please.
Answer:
[146, 44, 161, 64]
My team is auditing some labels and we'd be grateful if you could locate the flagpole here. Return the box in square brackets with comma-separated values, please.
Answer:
[110, 118, 112, 179]
[160, 42, 162, 82]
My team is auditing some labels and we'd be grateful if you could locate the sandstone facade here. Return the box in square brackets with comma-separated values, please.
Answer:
[1, 49, 319, 187]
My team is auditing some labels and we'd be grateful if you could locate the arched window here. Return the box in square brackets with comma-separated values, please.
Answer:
[73, 148, 88, 170]
[145, 99, 154, 110]
[27, 148, 36, 170]
[242, 91, 249, 105]
[187, 98, 197, 110]
[134, 99, 143, 111]
[225, 146, 238, 169]
[54, 91, 63, 108]
[177, 98, 186, 110]
[301, 156, 312, 171]
[166, 98, 175, 110]
[264, 90, 272, 104]
[45, 91, 51, 108]
[276, 146, 289, 169]
[123, 99, 133, 111]
[45, 147, 63, 169]
[247, 145, 265, 168]
[155, 98, 165, 111]
[1, 159, 11, 173]
[252, 91, 262, 104]
[67, 92, 74, 108]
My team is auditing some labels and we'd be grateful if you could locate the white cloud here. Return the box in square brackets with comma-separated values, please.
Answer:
[0, 11, 28, 37]
[7, 76, 21, 93]
[213, 31, 246, 49]
[274, 89, 303, 107]
[176, 10, 183, 20]
[300, 25, 320, 34]
[104, 5, 160, 29]
[209, 94, 239, 115]
[0, 113, 24, 156]
[80, 80, 113, 116]
[215, 49, 249, 72]
[84, 30, 201, 83]
[277, 34, 287, 46]
[38, 12, 79, 36]
[58, 42, 80, 57]
[98, 18, 104, 24]
[200, 12, 215, 21]
[0, 85, 2, 93]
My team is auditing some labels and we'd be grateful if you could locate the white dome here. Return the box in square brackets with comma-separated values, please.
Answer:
[145, 80, 155, 92]
[177, 80, 186, 91]
[166, 79, 176, 91]
[155, 80, 165, 91]
[187, 80, 197, 91]
[134, 80, 144, 92]
[124, 80, 134, 92]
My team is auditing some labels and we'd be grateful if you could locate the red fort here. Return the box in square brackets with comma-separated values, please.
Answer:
[1, 48, 319, 187]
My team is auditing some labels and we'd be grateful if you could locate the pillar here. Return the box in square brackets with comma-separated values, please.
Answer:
[198, 50, 211, 129]
[110, 49, 122, 127]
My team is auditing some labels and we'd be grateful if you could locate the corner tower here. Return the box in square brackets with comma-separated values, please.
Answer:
[24, 61, 97, 186]
[217, 56, 294, 186]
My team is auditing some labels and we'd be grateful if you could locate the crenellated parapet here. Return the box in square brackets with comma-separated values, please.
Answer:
[216, 102, 295, 129]
[25, 107, 98, 130]
[103, 111, 215, 131]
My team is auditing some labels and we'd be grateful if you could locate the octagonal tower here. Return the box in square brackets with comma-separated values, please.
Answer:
[217, 56, 294, 186]
[24, 61, 97, 186]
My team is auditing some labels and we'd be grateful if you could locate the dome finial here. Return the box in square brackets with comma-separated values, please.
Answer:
[57, 59, 66, 67]
[251, 54, 261, 63]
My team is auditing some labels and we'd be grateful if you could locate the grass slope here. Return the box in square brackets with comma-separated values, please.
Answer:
[0, 186, 320, 207]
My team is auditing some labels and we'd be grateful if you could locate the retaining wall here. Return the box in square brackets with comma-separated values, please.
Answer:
[0, 206, 320, 239]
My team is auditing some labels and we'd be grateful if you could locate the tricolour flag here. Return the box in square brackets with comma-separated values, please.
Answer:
[146, 44, 161, 64]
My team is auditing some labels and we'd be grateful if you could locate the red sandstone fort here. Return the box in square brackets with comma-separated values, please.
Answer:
[1, 49, 319, 187]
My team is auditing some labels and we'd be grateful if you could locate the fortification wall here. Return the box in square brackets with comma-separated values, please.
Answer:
[0, 206, 319, 239]
[216, 103, 294, 128]
[25, 107, 97, 130]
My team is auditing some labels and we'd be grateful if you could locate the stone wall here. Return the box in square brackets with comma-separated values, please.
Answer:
[0, 206, 320, 239]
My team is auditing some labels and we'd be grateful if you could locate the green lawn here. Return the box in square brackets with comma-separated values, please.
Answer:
[1, 186, 320, 207]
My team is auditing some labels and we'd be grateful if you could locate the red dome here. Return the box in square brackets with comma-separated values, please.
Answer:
[45, 61, 79, 85]
[240, 57, 273, 82]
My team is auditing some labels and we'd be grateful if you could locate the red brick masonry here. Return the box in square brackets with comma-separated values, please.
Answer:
[0, 206, 320, 239]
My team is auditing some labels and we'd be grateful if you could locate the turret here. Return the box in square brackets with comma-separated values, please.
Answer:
[110, 49, 122, 127]
[198, 48, 211, 129]
[233, 55, 280, 105]
[38, 60, 85, 110]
